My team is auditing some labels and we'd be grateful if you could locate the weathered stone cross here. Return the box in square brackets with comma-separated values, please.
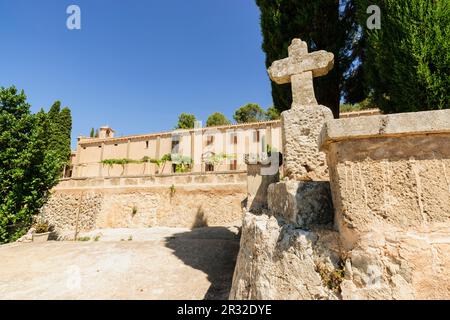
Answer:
[268, 39, 334, 106]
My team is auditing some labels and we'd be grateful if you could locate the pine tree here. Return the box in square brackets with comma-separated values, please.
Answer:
[90, 127, 95, 137]
[233, 104, 266, 123]
[175, 113, 197, 129]
[206, 112, 231, 127]
[266, 106, 281, 120]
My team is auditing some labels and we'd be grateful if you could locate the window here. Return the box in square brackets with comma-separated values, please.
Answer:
[145, 141, 149, 149]
[206, 135, 214, 146]
[230, 160, 237, 171]
[231, 133, 238, 144]
[172, 139, 180, 153]
[253, 130, 260, 143]
[205, 163, 214, 172]
[114, 144, 118, 147]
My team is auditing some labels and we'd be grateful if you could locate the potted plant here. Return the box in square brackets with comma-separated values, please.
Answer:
[32, 221, 51, 242]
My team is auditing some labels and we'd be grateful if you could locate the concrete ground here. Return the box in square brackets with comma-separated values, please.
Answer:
[0, 226, 241, 300]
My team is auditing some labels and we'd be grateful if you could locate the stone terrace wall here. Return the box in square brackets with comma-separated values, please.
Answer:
[41, 172, 247, 233]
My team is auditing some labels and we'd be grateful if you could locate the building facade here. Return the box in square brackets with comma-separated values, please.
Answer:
[70, 121, 282, 178]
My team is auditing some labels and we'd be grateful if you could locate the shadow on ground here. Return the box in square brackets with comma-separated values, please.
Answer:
[164, 225, 241, 300]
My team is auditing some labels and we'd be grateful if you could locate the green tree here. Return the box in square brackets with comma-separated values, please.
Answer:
[233, 103, 266, 123]
[255, 0, 363, 118]
[47, 101, 61, 124]
[47, 101, 72, 165]
[206, 112, 231, 127]
[90, 127, 95, 137]
[0, 87, 62, 243]
[58, 107, 72, 162]
[266, 106, 281, 120]
[175, 113, 197, 129]
[356, 0, 449, 113]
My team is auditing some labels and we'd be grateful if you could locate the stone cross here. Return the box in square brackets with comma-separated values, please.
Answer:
[268, 39, 334, 106]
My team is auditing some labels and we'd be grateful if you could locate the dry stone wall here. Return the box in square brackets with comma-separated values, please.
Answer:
[42, 191, 102, 232]
[41, 172, 247, 233]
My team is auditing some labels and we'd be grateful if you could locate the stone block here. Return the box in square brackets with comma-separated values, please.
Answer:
[281, 104, 334, 181]
[268, 180, 333, 228]
[319, 109, 450, 148]
[246, 163, 279, 212]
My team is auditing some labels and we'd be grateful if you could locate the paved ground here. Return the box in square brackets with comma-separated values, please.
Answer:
[0, 226, 241, 300]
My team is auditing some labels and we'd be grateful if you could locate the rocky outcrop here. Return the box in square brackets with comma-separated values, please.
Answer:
[230, 180, 341, 300]
[229, 212, 341, 300]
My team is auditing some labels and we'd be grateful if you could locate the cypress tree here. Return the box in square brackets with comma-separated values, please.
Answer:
[356, 0, 449, 113]
[47, 101, 61, 130]
[59, 107, 72, 162]
[255, 0, 363, 118]
[47, 101, 72, 165]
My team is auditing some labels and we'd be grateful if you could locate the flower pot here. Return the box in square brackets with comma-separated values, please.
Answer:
[32, 232, 50, 242]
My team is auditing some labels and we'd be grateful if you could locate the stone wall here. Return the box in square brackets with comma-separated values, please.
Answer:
[42, 191, 103, 232]
[231, 38, 449, 300]
[41, 172, 247, 233]
[231, 109, 450, 300]
[319, 109, 450, 299]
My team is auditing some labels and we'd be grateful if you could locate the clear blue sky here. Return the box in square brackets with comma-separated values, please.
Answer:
[0, 0, 273, 147]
